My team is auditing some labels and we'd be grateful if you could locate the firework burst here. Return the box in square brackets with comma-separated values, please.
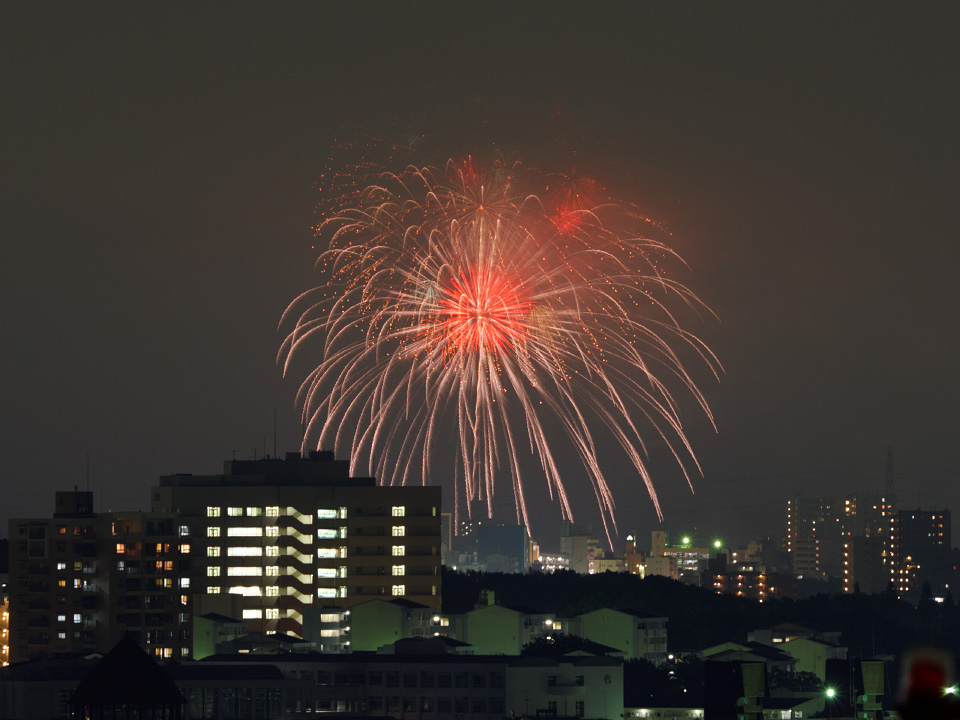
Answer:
[280, 153, 719, 541]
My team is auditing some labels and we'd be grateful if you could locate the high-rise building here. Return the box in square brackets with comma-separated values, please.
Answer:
[151, 451, 442, 638]
[8, 491, 193, 663]
[890, 508, 951, 598]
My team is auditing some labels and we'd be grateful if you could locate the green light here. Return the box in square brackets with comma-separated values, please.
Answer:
[682, 536, 691, 545]
[825, 687, 836, 699]
[945, 685, 959, 696]
[713, 540, 722, 549]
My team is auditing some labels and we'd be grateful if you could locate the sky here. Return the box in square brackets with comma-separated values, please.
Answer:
[3, 3, 960, 550]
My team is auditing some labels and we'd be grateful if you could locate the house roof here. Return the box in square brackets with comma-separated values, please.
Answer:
[70, 638, 184, 706]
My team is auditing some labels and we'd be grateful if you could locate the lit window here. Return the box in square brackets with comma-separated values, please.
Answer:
[317, 529, 337, 539]
[391, 506, 406, 517]
[73, 614, 81, 624]
[340, 526, 348, 538]
[179, 578, 190, 588]
[57, 579, 67, 588]
[317, 568, 337, 578]
[339, 546, 348, 558]
[207, 546, 220, 558]
[266, 546, 280, 557]
[266, 526, 279, 537]
[392, 565, 405, 576]
[58, 632, 66, 640]
[317, 509, 338, 519]
[266, 566, 279, 576]
[178, 544, 190, 554]
[265, 608, 280, 619]
[391, 584, 405, 596]
[320, 629, 341, 638]
[317, 588, 336, 598]
[56, 562, 66, 570]
[207, 586, 221, 594]
[207, 567, 221, 577]
[320, 613, 340, 622]
[242, 609, 263, 619]
[318, 548, 337, 558]
[227, 547, 263, 557]
[392, 545, 405, 556]
[207, 527, 221, 538]
[339, 507, 347, 518]
[246, 507, 262, 517]
[206, 507, 221, 517]
[179, 525, 190, 537]
[227, 507, 243, 517]
[392, 526, 405, 537]
[266, 586, 280, 596]
[227, 567, 262, 576]
[57, 614, 66, 623]
[228, 586, 262, 597]
[227, 527, 262, 537]
[265, 506, 280, 517]
[116, 543, 126, 554]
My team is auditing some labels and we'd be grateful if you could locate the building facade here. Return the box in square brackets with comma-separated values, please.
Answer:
[151, 452, 442, 638]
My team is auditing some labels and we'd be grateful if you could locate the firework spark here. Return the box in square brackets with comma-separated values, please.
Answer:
[279, 153, 719, 540]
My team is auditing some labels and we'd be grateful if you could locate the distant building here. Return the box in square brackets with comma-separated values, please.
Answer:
[8, 491, 194, 663]
[650, 531, 713, 584]
[892, 508, 951, 599]
[151, 452, 442, 638]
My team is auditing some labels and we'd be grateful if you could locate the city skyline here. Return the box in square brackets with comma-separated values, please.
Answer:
[3, 4, 960, 549]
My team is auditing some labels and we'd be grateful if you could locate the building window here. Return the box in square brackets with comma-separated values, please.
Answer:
[242, 609, 263, 619]
[206, 507, 221, 517]
[227, 547, 263, 557]
[391, 506, 406, 517]
[179, 525, 190, 537]
[207, 527, 220, 538]
[266, 526, 279, 537]
[207, 586, 220, 594]
[179, 578, 190, 589]
[207, 546, 221, 558]
[265, 608, 280, 619]
[56, 562, 66, 570]
[265, 566, 279, 576]
[246, 507, 262, 516]
[227, 507, 243, 517]
[391, 526, 405, 537]
[227, 527, 262, 537]
[391, 584, 405, 596]
[265, 546, 279, 557]
[317, 509, 338, 519]
[116, 543, 125, 554]
[178, 544, 190, 554]
[227, 567, 262, 576]
[265, 506, 280, 517]
[392, 565, 405, 576]
[392, 545, 405, 556]
[266, 586, 279, 596]
[207, 566, 220, 577]
[318, 548, 337, 558]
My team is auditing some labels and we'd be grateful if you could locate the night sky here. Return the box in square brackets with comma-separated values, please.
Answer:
[4, 3, 960, 549]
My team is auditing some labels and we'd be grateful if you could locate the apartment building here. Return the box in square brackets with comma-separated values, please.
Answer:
[151, 451, 442, 637]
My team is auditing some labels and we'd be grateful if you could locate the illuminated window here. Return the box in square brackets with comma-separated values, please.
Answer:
[265, 506, 280, 517]
[227, 527, 262, 537]
[206, 506, 221, 517]
[179, 578, 190, 588]
[227, 547, 263, 557]
[58, 632, 66, 640]
[179, 525, 190, 537]
[227, 507, 243, 517]
[265, 608, 280, 619]
[178, 544, 190, 554]
[57, 614, 66, 623]
[317, 588, 336, 598]
[56, 562, 66, 570]
[73, 614, 81, 624]
[320, 629, 340, 638]
[339, 546, 348, 558]
[339, 507, 347, 518]
[116, 543, 126, 554]
[392, 526, 405, 537]
[207, 567, 221, 577]
[227, 567, 262, 576]
[265, 526, 279, 537]
[320, 613, 340, 622]
[265, 566, 279, 576]
[317, 568, 337, 578]
[392, 545, 405, 556]
[207, 586, 221, 594]
[391, 584, 405, 596]
[207, 527, 220, 538]
[207, 546, 220, 558]
[340, 526, 348, 538]
[317, 509, 338, 519]
[317, 529, 337, 539]
[318, 548, 337, 558]
[391, 506, 406, 517]
[242, 609, 263, 619]
[265, 546, 279, 557]
[266, 586, 280, 596]
[228, 586, 262, 597]
[392, 565, 405, 576]
[246, 507, 262, 517]
[57, 579, 67, 588]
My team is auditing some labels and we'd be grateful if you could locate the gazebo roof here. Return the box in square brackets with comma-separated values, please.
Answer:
[71, 638, 184, 706]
